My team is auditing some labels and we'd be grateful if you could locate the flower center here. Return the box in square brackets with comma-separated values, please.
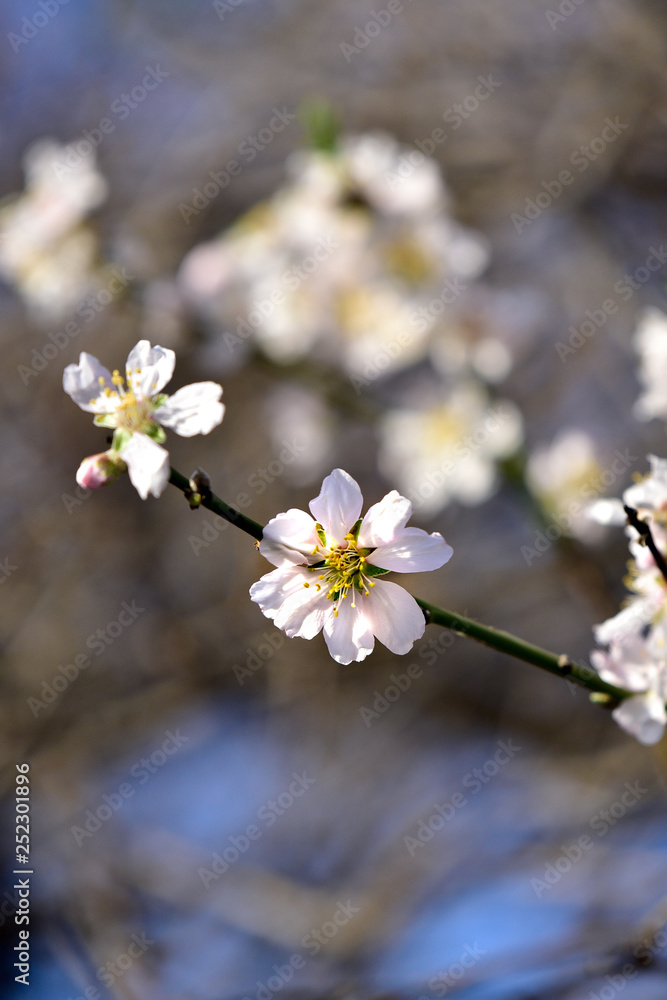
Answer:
[308, 529, 374, 616]
[110, 370, 155, 433]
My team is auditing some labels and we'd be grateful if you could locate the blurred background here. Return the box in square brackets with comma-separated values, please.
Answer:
[3, 1, 667, 997]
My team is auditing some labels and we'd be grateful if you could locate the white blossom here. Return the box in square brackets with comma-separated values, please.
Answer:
[64, 340, 224, 499]
[250, 469, 453, 664]
[378, 384, 523, 515]
[589, 452, 667, 743]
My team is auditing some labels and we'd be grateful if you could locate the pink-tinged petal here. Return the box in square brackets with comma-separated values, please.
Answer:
[250, 565, 310, 620]
[357, 490, 412, 547]
[259, 509, 320, 568]
[125, 341, 175, 398]
[613, 693, 666, 746]
[119, 433, 170, 499]
[323, 597, 375, 664]
[155, 382, 224, 436]
[590, 648, 654, 693]
[309, 469, 363, 542]
[76, 451, 126, 490]
[594, 598, 660, 645]
[251, 564, 332, 639]
[363, 579, 426, 654]
[367, 527, 453, 573]
[63, 352, 115, 413]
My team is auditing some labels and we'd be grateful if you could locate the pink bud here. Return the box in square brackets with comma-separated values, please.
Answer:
[76, 451, 126, 490]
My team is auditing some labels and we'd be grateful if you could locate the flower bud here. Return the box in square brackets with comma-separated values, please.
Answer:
[76, 451, 127, 490]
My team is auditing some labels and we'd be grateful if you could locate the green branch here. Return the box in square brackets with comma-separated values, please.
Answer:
[415, 600, 628, 703]
[168, 467, 263, 541]
[169, 467, 630, 704]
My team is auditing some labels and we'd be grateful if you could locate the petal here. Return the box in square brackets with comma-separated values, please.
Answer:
[323, 597, 375, 664]
[250, 565, 331, 639]
[594, 598, 659, 645]
[309, 469, 363, 542]
[155, 382, 225, 437]
[613, 693, 666, 746]
[125, 341, 175, 398]
[274, 586, 332, 640]
[367, 526, 453, 574]
[357, 490, 412, 547]
[119, 433, 170, 499]
[63, 352, 114, 413]
[259, 509, 320, 568]
[590, 644, 655, 693]
[363, 579, 426, 654]
[250, 565, 310, 620]
[586, 498, 626, 526]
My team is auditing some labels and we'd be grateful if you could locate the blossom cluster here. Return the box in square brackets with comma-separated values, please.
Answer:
[585, 307, 667, 744]
[0, 139, 108, 319]
[51, 125, 667, 742]
[177, 130, 533, 513]
[588, 456, 667, 744]
[64, 343, 452, 664]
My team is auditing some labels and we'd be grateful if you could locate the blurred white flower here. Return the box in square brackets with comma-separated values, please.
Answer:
[63, 340, 224, 499]
[633, 307, 667, 422]
[526, 429, 607, 541]
[250, 468, 453, 664]
[378, 383, 523, 515]
[0, 138, 107, 318]
[178, 130, 489, 378]
[429, 285, 546, 383]
[338, 131, 445, 215]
